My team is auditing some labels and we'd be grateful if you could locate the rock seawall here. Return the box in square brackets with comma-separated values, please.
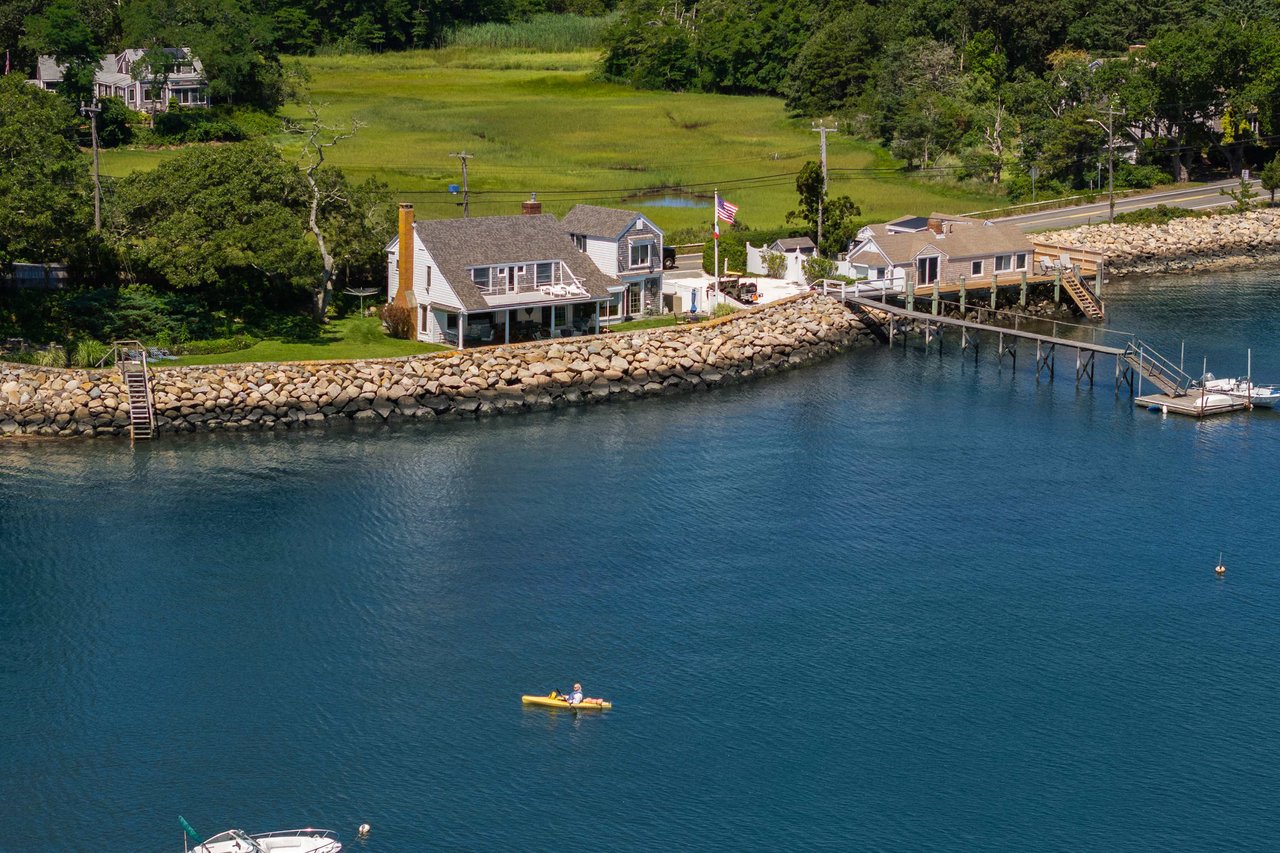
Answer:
[1042, 208, 1280, 276]
[0, 294, 869, 439]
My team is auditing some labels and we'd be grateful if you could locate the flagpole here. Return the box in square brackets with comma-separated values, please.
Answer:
[713, 189, 720, 309]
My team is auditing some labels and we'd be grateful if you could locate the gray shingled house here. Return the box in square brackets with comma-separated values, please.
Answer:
[31, 48, 208, 112]
[560, 204, 665, 323]
[386, 204, 616, 347]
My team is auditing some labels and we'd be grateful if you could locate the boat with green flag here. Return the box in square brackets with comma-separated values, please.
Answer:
[180, 817, 342, 853]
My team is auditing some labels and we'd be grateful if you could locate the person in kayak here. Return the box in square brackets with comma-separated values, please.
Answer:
[566, 683, 584, 705]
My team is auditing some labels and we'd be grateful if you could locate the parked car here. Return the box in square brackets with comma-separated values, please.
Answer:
[662, 246, 677, 269]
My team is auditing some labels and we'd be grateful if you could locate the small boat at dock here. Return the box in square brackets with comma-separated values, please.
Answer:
[1200, 374, 1280, 408]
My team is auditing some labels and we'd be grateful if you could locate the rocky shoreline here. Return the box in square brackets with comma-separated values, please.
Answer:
[0, 294, 871, 440]
[1042, 208, 1280, 277]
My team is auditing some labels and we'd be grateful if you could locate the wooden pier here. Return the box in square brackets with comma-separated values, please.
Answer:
[830, 290, 1249, 418]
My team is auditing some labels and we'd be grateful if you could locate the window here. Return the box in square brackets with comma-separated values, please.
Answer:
[536, 262, 553, 285]
[1016, 252, 1028, 270]
[995, 255, 1013, 272]
[471, 267, 490, 289]
[971, 260, 984, 276]
[574, 235, 586, 252]
[602, 293, 623, 319]
[553, 306, 567, 327]
[874, 267, 886, 280]
[629, 242, 652, 269]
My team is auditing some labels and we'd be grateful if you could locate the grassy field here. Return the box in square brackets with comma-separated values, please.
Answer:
[168, 316, 447, 365]
[100, 47, 1002, 233]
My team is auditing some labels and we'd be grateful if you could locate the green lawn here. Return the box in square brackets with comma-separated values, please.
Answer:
[100, 47, 1002, 234]
[167, 316, 448, 365]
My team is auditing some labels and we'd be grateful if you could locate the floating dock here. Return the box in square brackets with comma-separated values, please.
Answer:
[1135, 392, 1250, 418]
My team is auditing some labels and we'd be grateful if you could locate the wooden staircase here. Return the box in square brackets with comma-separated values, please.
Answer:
[1121, 340, 1194, 397]
[1060, 267, 1106, 321]
[112, 341, 156, 441]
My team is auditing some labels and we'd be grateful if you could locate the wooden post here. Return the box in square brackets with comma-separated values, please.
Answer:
[1020, 272, 1028, 307]
[990, 275, 997, 309]
[1054, 270, 1061, 304]
[1094, 262, 1104, 299]
[932, 282, 939, 316]
[959, 282, 967, 313]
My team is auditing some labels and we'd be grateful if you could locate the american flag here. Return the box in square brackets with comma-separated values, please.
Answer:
[715, 196, 739, 224]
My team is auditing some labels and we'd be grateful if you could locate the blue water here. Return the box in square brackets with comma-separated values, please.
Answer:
[633, 194, 710, 208]
[3, 269, 1280, 851]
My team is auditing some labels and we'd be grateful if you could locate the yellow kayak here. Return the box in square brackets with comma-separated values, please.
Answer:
[521, 694, 612, 711]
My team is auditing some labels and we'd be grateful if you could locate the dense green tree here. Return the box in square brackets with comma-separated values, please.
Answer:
[786, 160, 860, 255]
[0, 75, 90, 267]
[1260, 152, 1280, 203]
[21, 0, 102, 102]
[784, 4, 880, 115]
[108, 142, 319, 312]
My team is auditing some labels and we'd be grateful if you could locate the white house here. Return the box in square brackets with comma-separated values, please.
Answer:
[31, 48, 208, 111]
[386, 203, 616, 348]
[560, 204, 665, 323]
[843, 214, 1034, 292]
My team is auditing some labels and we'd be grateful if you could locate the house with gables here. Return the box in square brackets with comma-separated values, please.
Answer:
[31, 48, 208, 112]
[844, 214, 1034, 291]
[560, 204, 665, 324]
[386, 202, 616, 348]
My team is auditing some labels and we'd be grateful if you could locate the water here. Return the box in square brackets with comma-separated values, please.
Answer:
[3, 269, 1280, 851]
[632, 194, 710, 208]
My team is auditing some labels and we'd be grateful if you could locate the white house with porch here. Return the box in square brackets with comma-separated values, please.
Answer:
[386, 204, 616, 348]
[31, 48, 208, 111]
[560, 204, 664, 324]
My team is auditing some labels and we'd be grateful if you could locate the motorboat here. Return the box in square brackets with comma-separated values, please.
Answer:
[185, 827, 342, 853]
[1200, 373, 1280, 408]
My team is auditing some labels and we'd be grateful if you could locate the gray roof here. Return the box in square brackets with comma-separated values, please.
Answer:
[852, 223, 1033, 266]
[771, 236, 816, 251]
[35, 55, 63, 83]
[412, 214, 615, 312]
[560, 204, 644, 240]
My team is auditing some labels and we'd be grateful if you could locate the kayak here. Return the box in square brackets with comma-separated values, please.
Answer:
[521, 694, 612, 711]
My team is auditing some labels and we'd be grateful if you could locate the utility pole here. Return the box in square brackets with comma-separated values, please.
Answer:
[80, 100, 102, 232]
[1088, 105, 1126, 223]
[450, 151, 472, 218]
[812, 122, 835, 251]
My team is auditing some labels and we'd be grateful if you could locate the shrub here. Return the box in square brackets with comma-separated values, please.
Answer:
[273, 315, 324, 343]
[445, 13, 618, 51]
[1115, 163, 1172, 189]
[175, 334, 259, 355]
[380, 304, 413, 339]
[1113, 204, 1207, 226]
[71, 339, 112, 368]
[762, 249, 786, 278]
[148, 107, 247, 143]
[712, 303, 739, 317]
[802, 256, 836, 285]
[32, 346, 66, 367]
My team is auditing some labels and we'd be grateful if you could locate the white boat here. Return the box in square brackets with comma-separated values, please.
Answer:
[1200, 374, 1280, 408]
[187, 828, 342, 853]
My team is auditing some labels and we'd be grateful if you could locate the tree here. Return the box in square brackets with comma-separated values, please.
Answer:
[1260, 152, 1280, 203]
[786, 160, 860, 256]
[0, 75, 90, 267]
[108, 142, 319, 313]
[22, 0, 102, 103]
[1220, 172, 1259, 212]
[784, 5, 879, 115]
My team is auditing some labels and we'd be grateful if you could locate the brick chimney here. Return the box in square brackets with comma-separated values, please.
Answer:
[927, 216, 943, 235]
[522, 193, 542, 216]
[396, 203, 413, 308]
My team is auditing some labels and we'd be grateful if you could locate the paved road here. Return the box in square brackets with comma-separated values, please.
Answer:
[995, 179, 1262, 231]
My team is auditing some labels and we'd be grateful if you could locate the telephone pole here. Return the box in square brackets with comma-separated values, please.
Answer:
[450, 151, 473, 218]
[80, 100, 102, 232]
[812, 122, 835, 251]
[1088, 106, 1125, 223]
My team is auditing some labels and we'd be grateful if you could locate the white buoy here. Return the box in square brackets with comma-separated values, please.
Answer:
[1215, 552, 1226, 575]
[1162, 404, 1168, 415]
[358, 824, 371, 838]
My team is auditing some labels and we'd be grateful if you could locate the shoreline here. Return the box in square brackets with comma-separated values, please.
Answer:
[1041, 208, 1280, 278]
[0, 295, 874, 441]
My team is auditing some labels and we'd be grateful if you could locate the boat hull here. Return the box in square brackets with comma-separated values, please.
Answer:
[522, 694, 612, 710]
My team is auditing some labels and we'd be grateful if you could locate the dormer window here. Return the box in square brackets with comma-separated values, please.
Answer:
[536, 262, 553, 285]
[471, 267, 490, 288]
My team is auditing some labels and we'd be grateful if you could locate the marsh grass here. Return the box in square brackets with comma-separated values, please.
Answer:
[444, 13, 616, 51]
[101, 47, 1004, 233]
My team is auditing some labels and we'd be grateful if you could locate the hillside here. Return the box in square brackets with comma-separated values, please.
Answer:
[100, 47, 1000, 234]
